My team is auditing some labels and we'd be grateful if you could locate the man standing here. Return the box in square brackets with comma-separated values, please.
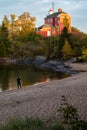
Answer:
[17, 77, 22, 89]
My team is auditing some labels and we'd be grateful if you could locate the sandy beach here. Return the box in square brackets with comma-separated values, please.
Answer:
[0, 63, 87, 124]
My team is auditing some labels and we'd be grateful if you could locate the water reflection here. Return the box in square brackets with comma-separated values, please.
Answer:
[0, 64, 70, 92]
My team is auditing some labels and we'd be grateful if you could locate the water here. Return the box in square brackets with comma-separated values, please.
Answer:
[0, 64, 70, 92]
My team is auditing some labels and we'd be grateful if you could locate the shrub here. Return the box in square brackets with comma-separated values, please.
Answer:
[82, 47, 87, 61]
[50, 122, 65, 130]
[58, 96, 87, 130]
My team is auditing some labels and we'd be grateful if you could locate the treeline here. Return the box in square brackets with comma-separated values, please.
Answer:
[0, 12, 87, 60]
[45, 27, 87, 61]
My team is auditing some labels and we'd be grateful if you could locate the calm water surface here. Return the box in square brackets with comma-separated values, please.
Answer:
[0, 64, 69, 92]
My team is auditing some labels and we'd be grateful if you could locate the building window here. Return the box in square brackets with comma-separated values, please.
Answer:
[50, 19, 52, 23]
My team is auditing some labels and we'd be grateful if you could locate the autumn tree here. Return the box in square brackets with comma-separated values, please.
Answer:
[82, 47, 87, 60]
[18, 12, 36, 36]
[2, 12, 36, 41]
[10, 14, 17, 39]
[62, 39, 73, 60]
[63, 16, 69, 29]
[2, 14, 17, 40]
[3, 15, 10, 29]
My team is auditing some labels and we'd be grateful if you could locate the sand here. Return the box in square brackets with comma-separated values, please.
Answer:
[0, 63, 87, 124]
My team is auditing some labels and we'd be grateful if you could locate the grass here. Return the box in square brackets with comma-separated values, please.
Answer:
[0, 117, 66, 130]
[0, 116, 87, 130]
[0, 118, 44, 130]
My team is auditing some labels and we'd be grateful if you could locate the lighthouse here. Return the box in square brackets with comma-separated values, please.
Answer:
[48, 8, 53, 15]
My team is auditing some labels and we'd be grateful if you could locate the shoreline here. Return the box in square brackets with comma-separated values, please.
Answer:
[0, 66, 87, 124]
[65, 62, 87, 72]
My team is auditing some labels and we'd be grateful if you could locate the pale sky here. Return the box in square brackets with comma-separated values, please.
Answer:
[0, 0, 87, 33]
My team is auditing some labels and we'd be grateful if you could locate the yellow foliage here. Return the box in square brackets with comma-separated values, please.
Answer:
[62, 39, 73, 60]
[18, 12, 36, 33]
[82, 47, 87, 59]
[3, 12, 36, 39]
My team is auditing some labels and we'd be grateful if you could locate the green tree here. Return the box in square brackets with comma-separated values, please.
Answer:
[0, 23, 9, 43]
[62, 39, 73, 60]
[58, 27, 72, 59]
[43, 36, 59, 59]
[0, 42, 6, 58]
[0, 22, 11, 56]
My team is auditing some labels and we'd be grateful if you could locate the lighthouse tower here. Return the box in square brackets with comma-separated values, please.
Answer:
[48, 2, 54, 15]
[48, 8, 53, 15]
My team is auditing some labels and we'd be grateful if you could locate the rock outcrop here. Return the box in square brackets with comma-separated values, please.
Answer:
[16, 56, 77, 75]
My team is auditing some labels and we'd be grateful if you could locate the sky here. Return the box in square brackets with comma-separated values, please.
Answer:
[0, 0, 87, 33]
